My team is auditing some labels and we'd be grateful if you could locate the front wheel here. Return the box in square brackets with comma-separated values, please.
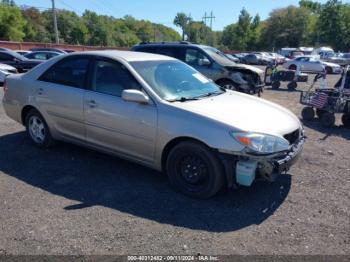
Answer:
[166, 141, 224, 199]
[25, 109, 55, 148]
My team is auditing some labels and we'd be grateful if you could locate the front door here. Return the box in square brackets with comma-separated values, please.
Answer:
[84, 57, 157, 163]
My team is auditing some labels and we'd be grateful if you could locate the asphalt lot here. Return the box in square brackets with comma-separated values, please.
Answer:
[0, 68, 349, 255]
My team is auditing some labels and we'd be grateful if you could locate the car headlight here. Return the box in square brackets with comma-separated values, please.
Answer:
[231, 132, 290, 154]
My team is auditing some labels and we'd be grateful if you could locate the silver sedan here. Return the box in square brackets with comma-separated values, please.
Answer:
[3, 51, 304, 198]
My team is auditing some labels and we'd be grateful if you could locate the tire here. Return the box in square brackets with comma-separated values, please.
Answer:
[289, 64, 297, 70]
[25, 109, 55, 148]
[325, 66, 332, 74]
[316, 109, 326, 119]
[301, 107, 315, 121]
[287, 81, 297, 90]
[341, 113, 350, 127]
[320, 112, 336, 127]
[272, 81, 281, 89]
[218, 79, 238, 91]
[166, 141, 224, 199]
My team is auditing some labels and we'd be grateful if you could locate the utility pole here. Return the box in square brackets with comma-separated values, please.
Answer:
[202, 11, 215, 30]
[51, 0, 59, 44]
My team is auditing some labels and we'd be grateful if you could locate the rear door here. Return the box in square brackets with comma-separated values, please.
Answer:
[36, 55, 91, 141]
[84, 57, 157, 163]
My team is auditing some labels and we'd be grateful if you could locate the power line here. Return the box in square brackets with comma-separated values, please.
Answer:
[57, 0, 80, 14]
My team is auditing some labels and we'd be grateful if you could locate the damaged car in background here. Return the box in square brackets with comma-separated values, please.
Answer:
[131, 42, 265, 96]
[3, 51, 304, 199]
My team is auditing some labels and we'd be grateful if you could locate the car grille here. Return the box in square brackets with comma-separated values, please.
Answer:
[283, 129, 300, 145]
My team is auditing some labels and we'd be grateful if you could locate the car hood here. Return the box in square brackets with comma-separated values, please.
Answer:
[170, 91, 301, 137]
[226, 63, 264, 74]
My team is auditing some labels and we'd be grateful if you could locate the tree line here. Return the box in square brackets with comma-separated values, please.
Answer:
[0, 0, 181, 46]
[0, 0, 349, 51]
[174, 0, 350, 52]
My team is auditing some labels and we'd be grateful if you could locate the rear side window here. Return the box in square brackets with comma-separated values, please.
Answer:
[39, 57, 90, 88]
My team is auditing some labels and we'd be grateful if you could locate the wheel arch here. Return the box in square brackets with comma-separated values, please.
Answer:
[21, 105, 39, 125]
[161, 136, 212, 173]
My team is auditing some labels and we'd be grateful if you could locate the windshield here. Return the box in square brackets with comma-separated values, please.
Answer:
[131, 60, 224, 101]
[202, 47, 234, 65]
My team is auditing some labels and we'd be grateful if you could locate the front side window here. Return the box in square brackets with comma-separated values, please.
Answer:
[39, 57, 90, 88]
[185, 48, 209, 66]
[131, 60, 224, 101]
[91, 59, 141, 97]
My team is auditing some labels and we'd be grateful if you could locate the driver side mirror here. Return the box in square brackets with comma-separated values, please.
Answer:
[198, 58, 211, 66]
[13, 58, 20, 63]
[122, 89, 149, 104]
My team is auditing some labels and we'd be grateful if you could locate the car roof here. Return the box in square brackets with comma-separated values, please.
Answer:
[134, 41, 211, 49]
[67, 50, 177, 62]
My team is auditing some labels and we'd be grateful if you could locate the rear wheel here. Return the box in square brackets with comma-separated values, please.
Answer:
[25, 109, 55, 148]
[301, 107, 315, 121]
[321, 112, 335, 127]
[287, 81, 297, 90]
[341, 113, 350, 127]
[166, 141, 224, 199]
[325, 66, 333, 74]
[272, 81, 281, 89]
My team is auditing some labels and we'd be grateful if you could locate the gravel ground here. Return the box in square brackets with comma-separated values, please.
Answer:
[0, 69, 349, 255]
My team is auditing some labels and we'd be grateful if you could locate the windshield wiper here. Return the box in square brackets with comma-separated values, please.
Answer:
[167, 97, 200, 102]
[194, 91, 225, 99]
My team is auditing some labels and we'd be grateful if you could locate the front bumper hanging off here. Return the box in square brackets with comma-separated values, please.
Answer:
[219, 136, 305, 188]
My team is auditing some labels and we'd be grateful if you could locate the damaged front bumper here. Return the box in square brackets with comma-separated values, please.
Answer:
[219, 136, 305, 188]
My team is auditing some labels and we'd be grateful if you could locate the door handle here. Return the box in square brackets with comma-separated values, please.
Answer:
[88, 100, 98, 108]
[37, 88, 44, 95]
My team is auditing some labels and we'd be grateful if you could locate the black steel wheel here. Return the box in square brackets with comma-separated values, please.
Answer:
[301, 107, 315, 121]
[166, 141, 224, 199]
[320, 112, 336, 127]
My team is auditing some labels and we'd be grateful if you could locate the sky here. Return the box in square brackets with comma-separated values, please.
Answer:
[15, 0, 331, 32]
